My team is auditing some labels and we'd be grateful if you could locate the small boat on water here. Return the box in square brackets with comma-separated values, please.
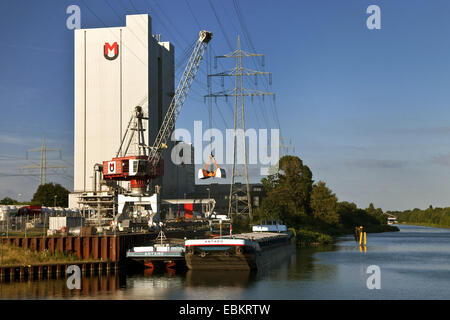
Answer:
[126, 231, 185, 269]
[184, 221, 295, 271]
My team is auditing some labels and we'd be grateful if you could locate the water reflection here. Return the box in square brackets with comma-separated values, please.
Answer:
[2, 225, 449, 299]
[286, 245, 338, 282]
[0, 273, 124, 299]
[185, 270, 253, 288]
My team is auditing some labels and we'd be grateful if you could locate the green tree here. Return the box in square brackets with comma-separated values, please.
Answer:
[0, 197, 19, 205]
[31, 183, 69, 207]
[365, 203, 387, 225]
[258, 155, 313, 227]
[310, 181, 339, 226]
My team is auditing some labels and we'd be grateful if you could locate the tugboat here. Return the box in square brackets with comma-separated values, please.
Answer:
[184, 221, 295, 271]
[126, 230, 185, 270]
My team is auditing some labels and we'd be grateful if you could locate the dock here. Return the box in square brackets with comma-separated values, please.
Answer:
[0, 229, 208, 282]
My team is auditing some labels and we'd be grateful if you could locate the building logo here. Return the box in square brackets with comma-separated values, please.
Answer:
[104, 42, 119, 60]
[108, 161, 116, 174]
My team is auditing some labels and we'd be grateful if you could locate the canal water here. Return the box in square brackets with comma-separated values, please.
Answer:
[0, 224, 449, 299]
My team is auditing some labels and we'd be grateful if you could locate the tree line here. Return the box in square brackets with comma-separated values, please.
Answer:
[0, 183, 69, 207]
[392, 206, 450, 228]
[252, 155, 398, 245]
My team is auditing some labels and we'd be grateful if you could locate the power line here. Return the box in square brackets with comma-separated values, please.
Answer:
[182, 1, 240, 129]
[208, 0, 234, 51]
[82, 1, 228, 135]
[184, 0, 201, 29]
[231, 0, 281, 131]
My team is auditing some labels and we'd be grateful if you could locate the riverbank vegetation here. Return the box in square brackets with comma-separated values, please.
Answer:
[251, 155, 398, 247]
[0, 243, 80, 266]
[391, 206, 450, 228]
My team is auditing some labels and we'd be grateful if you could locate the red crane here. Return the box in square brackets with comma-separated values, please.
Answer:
[102, 31, 213, 194]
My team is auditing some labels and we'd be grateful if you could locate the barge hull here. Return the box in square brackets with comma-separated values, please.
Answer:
[185, 252, 255, 270]
[185, 236, 295, 271]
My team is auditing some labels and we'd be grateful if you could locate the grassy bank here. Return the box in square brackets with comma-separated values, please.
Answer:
[294, 229, 333, 247]
[397, 222, 450, 229]
[0, 243, 81, 266]
[294, 224, 399, 247]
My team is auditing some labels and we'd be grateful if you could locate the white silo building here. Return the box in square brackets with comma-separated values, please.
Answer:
[69, 14, 193, 208]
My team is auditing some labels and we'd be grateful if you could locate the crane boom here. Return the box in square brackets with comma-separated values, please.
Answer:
[148, 30, 212, 166]
[102, 30, 212, 194]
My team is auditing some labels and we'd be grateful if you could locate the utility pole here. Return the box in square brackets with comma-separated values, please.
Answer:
[21, 134, 67, 185]
[205, 36, 274, 221]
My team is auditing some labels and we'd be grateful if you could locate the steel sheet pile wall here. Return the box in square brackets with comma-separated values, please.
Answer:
[0, 234, 153, 263]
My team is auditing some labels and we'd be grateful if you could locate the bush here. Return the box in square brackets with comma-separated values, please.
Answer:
[296, 229, 333, 247]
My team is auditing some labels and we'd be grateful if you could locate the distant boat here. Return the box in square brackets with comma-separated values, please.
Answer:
[387, 216, 398, 224]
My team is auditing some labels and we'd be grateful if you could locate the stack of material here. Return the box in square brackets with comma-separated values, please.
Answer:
[49, 216, 84, 231]
[0, 205, 19, 221]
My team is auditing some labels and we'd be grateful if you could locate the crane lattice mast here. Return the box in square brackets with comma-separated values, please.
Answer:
[148, 30, 212, 167]
[102, 31, 212, 194]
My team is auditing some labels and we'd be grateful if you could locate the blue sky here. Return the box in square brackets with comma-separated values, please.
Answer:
[1, 0, 450, 211]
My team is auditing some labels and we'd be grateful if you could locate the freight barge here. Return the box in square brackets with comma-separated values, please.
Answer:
[184, 222, 295, 271]
[126, 231, 185, 269]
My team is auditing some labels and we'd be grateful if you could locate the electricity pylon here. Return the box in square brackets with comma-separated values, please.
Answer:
[205, 36, 274, 221]
[21, 134, 67, 185]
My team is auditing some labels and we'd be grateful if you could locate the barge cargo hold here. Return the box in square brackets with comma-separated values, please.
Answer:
[184, 224, 295, 271]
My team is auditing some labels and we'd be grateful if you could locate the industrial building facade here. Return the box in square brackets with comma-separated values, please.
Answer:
[70, 14, 193, 207]
[189, 183, 265, 214]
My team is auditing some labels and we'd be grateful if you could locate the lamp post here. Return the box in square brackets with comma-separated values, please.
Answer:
[54, 195, 57, 208]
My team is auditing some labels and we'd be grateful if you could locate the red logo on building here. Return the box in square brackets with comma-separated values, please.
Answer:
[104, 42, 119, 60]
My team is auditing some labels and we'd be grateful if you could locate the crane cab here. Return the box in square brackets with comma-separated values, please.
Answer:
[129, 159, 149, 176]
[103, 156, 164, 181]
